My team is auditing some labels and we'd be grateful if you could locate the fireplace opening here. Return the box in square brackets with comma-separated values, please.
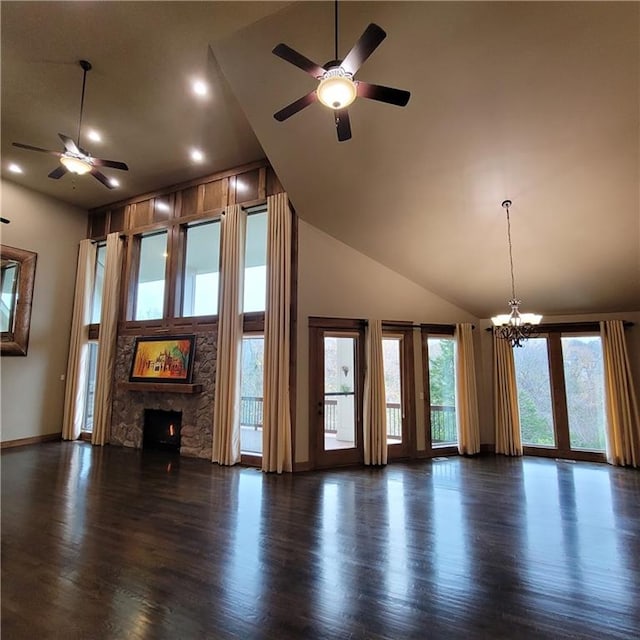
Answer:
[143, 409, 182, 453]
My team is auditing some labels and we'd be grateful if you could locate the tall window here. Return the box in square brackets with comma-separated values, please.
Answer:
[513, 338, 556, 447]
[134, 232, 167, 321]
[90, 242, 106, 324]
[512, 332, 606, 457]
[427, 337, 457, 447]
[382, 337, 402, 444]
[244, 210, 267, 313]
[182, 221, 221, 317]
[561, 336, 606, 451]
[240, 335, 264, 455]
[82, 342, 99, 433]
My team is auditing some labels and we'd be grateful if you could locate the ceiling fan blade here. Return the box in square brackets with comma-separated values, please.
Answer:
[90, 158, 129, 171]
[334, 109, 352, 142]
[341, 23, 387, 76]
[357, 82, 410, 107]
[274, 91, 318, 122]
[272, 43, 325, 78]
[90, 169, 114, 189]
[48, 165, 68, 180]
[58, 133, 81, 154]
[12, 142, 61, 156]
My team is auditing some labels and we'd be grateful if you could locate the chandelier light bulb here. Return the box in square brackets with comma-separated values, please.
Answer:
[317, 68, 357, 109]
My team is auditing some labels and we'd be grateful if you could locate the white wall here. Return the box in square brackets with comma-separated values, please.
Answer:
[1, 179, 87, 443]
[295, 220, 478, 463]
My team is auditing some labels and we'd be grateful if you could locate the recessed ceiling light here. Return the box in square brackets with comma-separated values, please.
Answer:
[192, 79, 208, 97]
[190, 148, 204, 163]
[8, 163, 23, 174]
[109, 177, 120, 187]
[87, 130, 102, 142]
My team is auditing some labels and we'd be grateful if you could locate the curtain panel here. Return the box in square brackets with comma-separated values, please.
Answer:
[92, 233, 123, 446]
[212, 205, 246, 465]
[493, 331, 523, 456]
[363, 319, 387, 465]
[62, 240, 96, 441]
[455, 323, 480, 455]
[601, 320, 639, 467]
[262, 193, 293, 473]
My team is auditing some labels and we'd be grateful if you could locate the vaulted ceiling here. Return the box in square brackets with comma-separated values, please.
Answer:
[2, 1, 638, 318]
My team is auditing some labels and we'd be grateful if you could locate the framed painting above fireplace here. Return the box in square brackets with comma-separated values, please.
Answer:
[129, 335, 195, 383]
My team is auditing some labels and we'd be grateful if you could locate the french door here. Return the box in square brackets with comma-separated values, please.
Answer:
[309, 319, 415, 468]
[309, 320, 365, 468]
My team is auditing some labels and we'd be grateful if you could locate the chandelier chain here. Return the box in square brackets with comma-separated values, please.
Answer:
[505, 202, 517, 301]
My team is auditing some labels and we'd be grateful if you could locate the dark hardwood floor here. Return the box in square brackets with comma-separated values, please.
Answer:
[2, 443, 639, 639]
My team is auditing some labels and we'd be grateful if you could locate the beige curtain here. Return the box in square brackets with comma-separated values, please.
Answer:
[92, 233, 123, 446]
[363, 319, 387, 465]
[493, 331, 523, 456]
[455, 323, 480, 455]
[62, 240, 96, 440]
[212, 204, 246, 465]
[262, 193, 293, 473]
[601, 320, 640, 467]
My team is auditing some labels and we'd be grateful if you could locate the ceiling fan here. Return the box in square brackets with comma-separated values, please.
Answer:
[12, 60, 128, 189]
[272, 1, 410, 142]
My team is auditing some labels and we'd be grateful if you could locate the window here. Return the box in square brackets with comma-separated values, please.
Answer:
[134, 232, 167, 321]
[244, 210, 267, 313]
[90, 242, 106, 324]
[513, 338, 556, 447]
[561, 336, 606, 451]
[240, 335, 264, 455]
[427, 337, 457, 447]
[182, 221, 220, 317]
[512, 331, 606, 458]
[382, 337, 402, 445]
[82, 342, 99, 432]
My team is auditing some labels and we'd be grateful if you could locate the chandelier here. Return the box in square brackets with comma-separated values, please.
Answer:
[491, 200, 542, 347]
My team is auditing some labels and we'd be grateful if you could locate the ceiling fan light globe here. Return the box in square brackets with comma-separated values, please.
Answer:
[60, 155, 91, 175]
[317, 69, 357, 109]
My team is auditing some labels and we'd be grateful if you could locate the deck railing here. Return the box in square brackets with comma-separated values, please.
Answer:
[242, 395, 456, 445]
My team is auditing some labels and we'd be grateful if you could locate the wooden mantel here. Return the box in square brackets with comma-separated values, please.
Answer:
[117, 382, 203, 394]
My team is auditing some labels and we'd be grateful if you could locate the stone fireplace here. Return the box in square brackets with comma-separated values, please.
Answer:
[110, 333, 216, 459]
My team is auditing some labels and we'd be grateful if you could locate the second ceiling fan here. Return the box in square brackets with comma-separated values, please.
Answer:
[272, 1, 411, 142]
[12, 60, 128, 189]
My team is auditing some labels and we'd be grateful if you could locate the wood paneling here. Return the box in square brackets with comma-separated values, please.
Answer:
[129, 200, 152, 228]
[109, 207, 126, 233]
[2, 445, 638, 640]
[202, 179, 227, 212]
[152, 195, 174, 223]
[88, 211, 107, 239]
[236, 169, 260, 202]
[178, 186, 199, 218]
[266, 165, 285, 195]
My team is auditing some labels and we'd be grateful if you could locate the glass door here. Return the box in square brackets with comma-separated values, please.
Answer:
[309, 322, 364, 468]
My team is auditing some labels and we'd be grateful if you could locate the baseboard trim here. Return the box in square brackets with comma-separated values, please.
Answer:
[480, 443, 496, 454]
[1, 433, 62, 450]
[293, 460, 313, 472]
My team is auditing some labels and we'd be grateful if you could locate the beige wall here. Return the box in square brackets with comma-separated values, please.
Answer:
[1, 179, 87, 443]
[295, 220, 478, 464]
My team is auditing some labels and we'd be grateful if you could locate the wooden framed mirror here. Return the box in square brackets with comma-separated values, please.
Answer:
[1, 245, 37, 356]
